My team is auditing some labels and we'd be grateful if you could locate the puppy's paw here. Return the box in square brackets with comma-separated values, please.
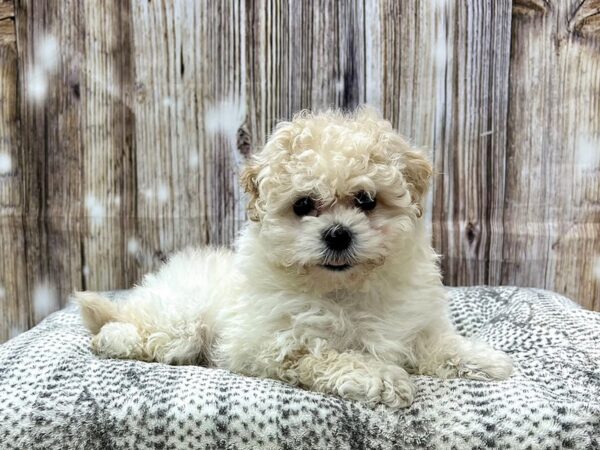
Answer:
[91, 322, 142, 359]
[455, 349, 513, 381]
[336, 365, 415, 409]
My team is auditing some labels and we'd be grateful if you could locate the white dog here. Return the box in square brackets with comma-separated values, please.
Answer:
[76, 107, 512, 409]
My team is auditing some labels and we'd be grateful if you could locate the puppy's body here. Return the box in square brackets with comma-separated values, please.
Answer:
[77, 108, 512, 409]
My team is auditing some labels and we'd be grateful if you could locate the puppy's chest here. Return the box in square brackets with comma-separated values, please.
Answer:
[320, 305, 402, 351]
[350, 310, 399, 338]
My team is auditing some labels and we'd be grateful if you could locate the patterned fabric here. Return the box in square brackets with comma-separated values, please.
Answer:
[0, 287, 599, 449]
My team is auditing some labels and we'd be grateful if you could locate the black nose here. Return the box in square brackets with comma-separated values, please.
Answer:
[322, 225, 353, 251]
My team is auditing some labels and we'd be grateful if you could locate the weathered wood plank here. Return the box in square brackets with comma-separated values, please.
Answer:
[0, 0, 13, 19]
[15, 0, 84, 323]
[0, 0, 29, 342]
[378, 1, 439, 145]
[376, 1, 514, 288]
[129, 0, 247, 279]
[0, 0, 15, 46]
[434, 1, 513, 287]
[504, 0, 600, 310]
[245, 0, 367, 150]
[376, 0, 439, 232]
[80, 0, 137, 292]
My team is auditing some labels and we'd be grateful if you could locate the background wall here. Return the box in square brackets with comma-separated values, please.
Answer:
[0, 0, 599, 343]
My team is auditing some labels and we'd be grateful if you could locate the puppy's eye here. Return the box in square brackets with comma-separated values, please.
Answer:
[354, 191, 376, 211]
[293, 197, 315, 216]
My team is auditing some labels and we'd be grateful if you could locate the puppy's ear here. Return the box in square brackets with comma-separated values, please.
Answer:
[387, 132, 433, 216]
[240, 157, 261, 221]
[401, 148, 433, 216]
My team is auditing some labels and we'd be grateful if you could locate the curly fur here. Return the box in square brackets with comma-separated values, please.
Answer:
[75, 107, 512, 409]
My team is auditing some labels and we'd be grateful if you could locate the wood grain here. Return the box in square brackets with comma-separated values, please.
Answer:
[80, 1, 137, 292]
[245, 0, 368, 147]
[15, 0, 85, 325]
[0, 0, 29, 342]
[370, 1, 514, 287]
[505, 0, 600, 310]
[130, 0, 247, 270]
[1, 0, 599, 343]
[430, 1, 513, 287]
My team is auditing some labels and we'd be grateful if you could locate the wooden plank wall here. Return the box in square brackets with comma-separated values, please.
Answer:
[0, 0, 598, 342]
[0, 0, 30, 339]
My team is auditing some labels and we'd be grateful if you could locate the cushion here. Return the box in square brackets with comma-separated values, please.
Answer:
[1, 286, 599, 449]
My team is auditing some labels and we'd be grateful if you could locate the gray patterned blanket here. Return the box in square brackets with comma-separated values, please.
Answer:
[1, 287, 599, 449]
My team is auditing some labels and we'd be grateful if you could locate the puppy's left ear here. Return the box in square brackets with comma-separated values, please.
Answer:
[240, 158, 262, 221]
[402, 148, 433, 212]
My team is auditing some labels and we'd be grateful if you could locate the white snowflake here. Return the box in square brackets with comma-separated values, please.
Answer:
[27, 35, 59, 102]
[142, 188, 154, 200]
[0, 284, 5, 299]
[157, 183, 169, 203]
[38, 35, 59, 72]
[433, 37, 448, 67]
[594, 256, 600, 280]
[204, 97, 246, 171]
[85, 194, 105, 225]
[204, 97, 246, 137]
[114, 196, 121, 207]
[28, 67, 48, 101]
[189, 153, 200, 169]
[127, 237, 140, 255]
[33, 281, 59, 318]
[576, 135, 600, 169]
[0, 153, 12, 174]
[82, 265, 90, 277]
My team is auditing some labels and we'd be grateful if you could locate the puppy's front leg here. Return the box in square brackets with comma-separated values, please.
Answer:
[286, 349, 415, 409]
[413, 321, 513, 381]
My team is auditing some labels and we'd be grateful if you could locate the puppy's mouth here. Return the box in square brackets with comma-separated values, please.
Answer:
[319, 262, 352, 272]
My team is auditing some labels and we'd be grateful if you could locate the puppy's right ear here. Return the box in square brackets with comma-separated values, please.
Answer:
[240, 158, 261, 221]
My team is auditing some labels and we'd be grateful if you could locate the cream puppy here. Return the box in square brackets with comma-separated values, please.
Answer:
[76, 107, 512, 409]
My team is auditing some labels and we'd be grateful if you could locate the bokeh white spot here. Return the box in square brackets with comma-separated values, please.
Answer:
[189, 153, 200, 169]
[0, 284, 5, 299]
[82, 265, 90, 277]
[28, 67, 48, 101]
[593, 256, 600, 281]
[576, 135, 600, 169]
[33, 281, 59, 319]
[127, 237, 140, 255]
[205, 97, 246, 170]
[38, 35, 59, 72]
[85, 195, 105, 225]
[433, 37, 448, 67]
[28, 35, 60, 102]
[142, 188, 154, 200]
[204, 97, 246, 137]
[0, 153, 12, 174]
[157, 183, 169, 203]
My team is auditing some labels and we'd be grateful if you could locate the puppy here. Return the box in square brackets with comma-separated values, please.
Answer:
[76, 107, 512, 409]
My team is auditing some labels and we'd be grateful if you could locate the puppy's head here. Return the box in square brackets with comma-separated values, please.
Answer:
[241, 107, 432, 289]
